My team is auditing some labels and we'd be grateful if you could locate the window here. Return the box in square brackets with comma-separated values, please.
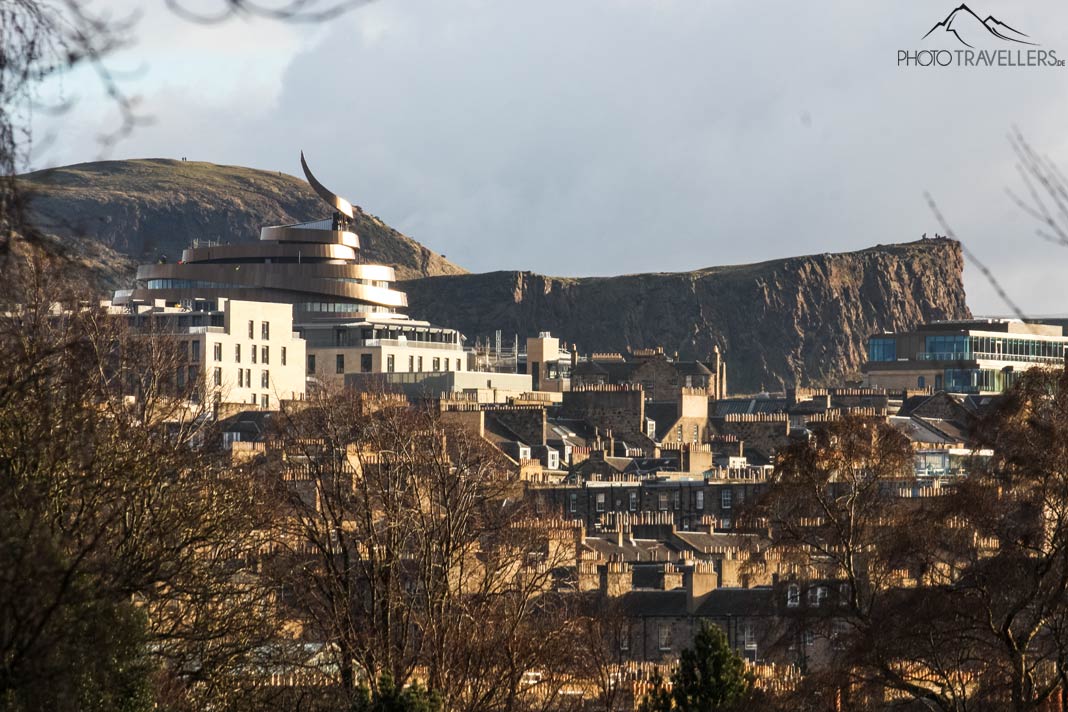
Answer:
[245, 369, 251, 387]
[235, 344, 241, 363]
[657, 624, 671, 651]
[176, 367, 185, 388]
[867, 336, 896, 362]
[261, 346, 269, 365]
[676, 424, 683, 442]
[803, 630, 815, 647]
[307, 355, 316, 374]
[261, 370, 269, 388]
[595, 493, 605, 512]
[832, 621, 848, 650]
[336, 354, 345, 374]
[260, 394, 269, 409]
[248, 320, 254, 339]
[692, 423, 699, 443]
[387, 355, 395, 373]
[238, 369, 244, 387]
[361, 354, 373, 373]
[261, 321, 270, 340]
[924, 334, 969, 359]
[787, 583, 800, 607]
[839, 582, 850, 607]
[281, 347, 287, 366]
[696, 491, 704, 510]
[721, 489, 733, 510]
[432, 357, 440, 371]
[251, 346, 257, 364]
[569, 493, 577, 513]
[418, 356, 424, 372]
[620, 634, 629, 652]
[456, 359, 461, 371]
[250, 393, 257, 404]
[658, 492, 669, 511]
[213, 343, 222, 361]
[743, 624, 757, 650]
[408, 355, 415, 372]
[190, 341, 200, 362]
[180, 341, 189, 362]
[917, 375, 926, 388]
[629, 491, 638, 512]
[673, 490, 680, 510]
[213, 367, 222, 386]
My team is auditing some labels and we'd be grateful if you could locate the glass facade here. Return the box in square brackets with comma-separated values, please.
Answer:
[867, 337, 896, 362]
[942, 368, 1019, 394]
[969, 335, 1065, 362]
[924, 335, 970, 359]
[295, 302, 391, 314]
[146, 279, 245, 290]
[918, 334, 1065, 364]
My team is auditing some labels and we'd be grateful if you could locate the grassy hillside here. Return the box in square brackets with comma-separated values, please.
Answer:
[18, 159, 466, 287]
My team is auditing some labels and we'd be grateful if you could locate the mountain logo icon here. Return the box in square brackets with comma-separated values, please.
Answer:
[922, 4, 1037, 48]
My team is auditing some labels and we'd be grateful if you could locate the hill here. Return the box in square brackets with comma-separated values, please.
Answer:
[400, 239, 971, 393]
[18, 159, 466, 285]
[19, 159, 970, 392]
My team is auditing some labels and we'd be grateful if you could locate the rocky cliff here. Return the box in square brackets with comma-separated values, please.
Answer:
[401, 240, 970, 393]
[18, 159, 466, 285]
[20, 159, 970, 393]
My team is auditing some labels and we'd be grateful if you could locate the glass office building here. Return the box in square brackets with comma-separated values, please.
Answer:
[863, 319, 1068, 394]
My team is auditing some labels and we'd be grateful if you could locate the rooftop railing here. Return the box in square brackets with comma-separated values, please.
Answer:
[915, 351, 1064, 364]
[362, 338, 463, 351]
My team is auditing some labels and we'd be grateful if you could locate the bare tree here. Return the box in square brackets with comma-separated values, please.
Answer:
[259, 391, 577, 711]
[0, 276, 282, 710]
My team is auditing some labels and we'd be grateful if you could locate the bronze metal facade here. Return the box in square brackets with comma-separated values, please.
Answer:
[114, 154, 409, 322]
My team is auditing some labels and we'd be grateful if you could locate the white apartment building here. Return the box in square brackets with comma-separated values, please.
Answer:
[115, 298, 306, 410]
[301, 317, 467, 385]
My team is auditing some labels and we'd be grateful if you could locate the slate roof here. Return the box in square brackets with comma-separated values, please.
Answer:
[581, 536, 678, 563]
[674, 361, 713, 377]
[572, 360, 609, 377]
[695, 587, 776, 618]
[645, 402, 681, 440]
[483, 414, 527, 448]
[217, 410, 273, 440]
[618, 590, 690, 617]
[671, 531, 747, 554]
[711, 397, 789, 417]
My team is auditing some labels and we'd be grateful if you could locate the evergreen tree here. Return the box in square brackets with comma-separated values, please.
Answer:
[350, 676, 441, 712]
[640, 624, 754, 712]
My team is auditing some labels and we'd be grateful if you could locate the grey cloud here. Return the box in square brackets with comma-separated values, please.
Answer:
[36, 0, 1068, 314]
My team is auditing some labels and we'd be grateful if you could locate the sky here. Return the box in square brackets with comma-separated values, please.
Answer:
[31, 0, 1068, 316]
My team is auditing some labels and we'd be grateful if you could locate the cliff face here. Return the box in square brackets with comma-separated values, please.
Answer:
[401, 240, 970, 393]
[20, 159, 970, 392]
[19, 159, 466, 284]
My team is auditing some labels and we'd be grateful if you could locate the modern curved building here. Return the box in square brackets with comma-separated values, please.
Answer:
[114, 153, 408, 322]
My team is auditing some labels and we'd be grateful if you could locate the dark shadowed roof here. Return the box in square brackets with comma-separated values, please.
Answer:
[674, 361, 713, 377]
[217, 410, 273, 439]
[618, 590, 689, 617]
[696, 587, 776, 618]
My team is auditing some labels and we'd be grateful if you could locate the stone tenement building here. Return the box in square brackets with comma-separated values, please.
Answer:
[530, 466, 769, 532]
[571, 346, 727, 401]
